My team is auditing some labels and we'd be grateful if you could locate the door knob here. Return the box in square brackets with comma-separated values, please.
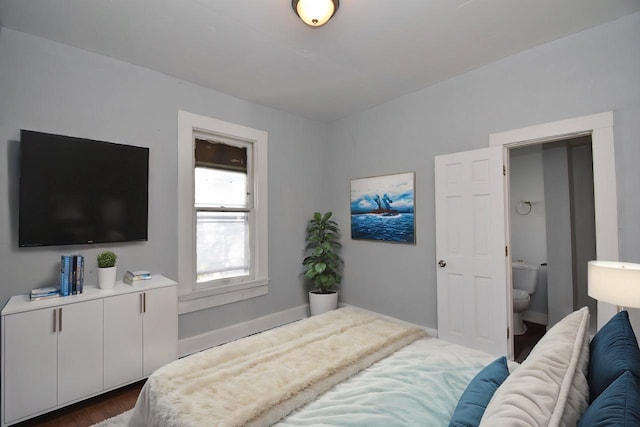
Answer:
[438, 260, 447, 268]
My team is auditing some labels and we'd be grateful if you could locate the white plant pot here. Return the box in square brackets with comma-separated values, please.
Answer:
[309, 291, 338, 316]
[98, 266, 117, 289]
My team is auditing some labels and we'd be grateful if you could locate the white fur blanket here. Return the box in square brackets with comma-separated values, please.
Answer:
[128, 307, 426, 427]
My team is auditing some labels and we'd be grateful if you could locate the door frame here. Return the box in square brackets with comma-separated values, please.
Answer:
[489, 111, 618, 331]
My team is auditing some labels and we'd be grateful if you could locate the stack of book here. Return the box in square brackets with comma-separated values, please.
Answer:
[60, 255, 84, 296]
[123, 270, 152, 285]
[30, 286, 61, 301]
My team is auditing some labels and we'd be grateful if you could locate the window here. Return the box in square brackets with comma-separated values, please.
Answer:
[178, 111, 268, 314]
[194, 138, 251, 286]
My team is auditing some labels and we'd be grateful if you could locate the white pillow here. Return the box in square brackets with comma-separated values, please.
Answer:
[479, 307, 590, 427]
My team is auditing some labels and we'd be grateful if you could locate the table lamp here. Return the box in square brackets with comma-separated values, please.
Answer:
[588, 260, 640, 312]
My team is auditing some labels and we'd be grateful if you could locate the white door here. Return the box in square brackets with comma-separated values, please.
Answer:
[435, 146, 509, 356]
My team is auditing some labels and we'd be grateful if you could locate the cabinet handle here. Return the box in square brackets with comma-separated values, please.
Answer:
[138, 293, 147, 313]
[53, 309, 57, 333]
[59, 308, 63, 332]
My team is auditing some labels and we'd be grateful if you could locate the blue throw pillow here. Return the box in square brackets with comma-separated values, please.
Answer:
[588, 310, 640, 402]
[579, 371, 640, 426]
[449, 356, 509, 427]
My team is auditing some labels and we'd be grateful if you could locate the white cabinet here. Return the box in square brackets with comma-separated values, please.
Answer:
[1, 275, 177, 426]
[55, 300, 104, 404]
[103, 285, 177, 389]
[142, 286, 178, 375]
[2, 299, 103, 424]
[3, 308, 57, 423]
[104, 292, 144, 389]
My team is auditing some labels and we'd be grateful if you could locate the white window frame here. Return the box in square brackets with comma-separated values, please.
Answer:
[177, 110, 268, 314]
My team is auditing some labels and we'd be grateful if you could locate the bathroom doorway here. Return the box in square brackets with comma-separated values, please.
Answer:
[509, 136, 598, 358]
[490, 112, 619, 361]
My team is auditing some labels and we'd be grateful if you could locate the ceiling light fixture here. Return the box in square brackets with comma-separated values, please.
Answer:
[292, 0, 339, 27]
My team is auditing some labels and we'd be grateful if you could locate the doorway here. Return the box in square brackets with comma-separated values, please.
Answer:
[509, 136, 598, 358]
[490, 111, 619, 359]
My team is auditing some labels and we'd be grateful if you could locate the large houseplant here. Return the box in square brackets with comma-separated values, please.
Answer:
[97, 250, 117, 289]
[302, 212, 344, 315]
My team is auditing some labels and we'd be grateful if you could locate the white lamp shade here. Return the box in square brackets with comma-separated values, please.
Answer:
[588, 260, 640, 309]
[295, 0, 336, 27]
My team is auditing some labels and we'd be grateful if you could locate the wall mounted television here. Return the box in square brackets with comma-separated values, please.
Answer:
[19, 130, 149, 247]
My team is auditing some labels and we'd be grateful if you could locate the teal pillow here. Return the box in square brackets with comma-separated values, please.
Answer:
[449, 356, 509, 427]
[579, 371, 640, 426]
[588, 310, 640, 402]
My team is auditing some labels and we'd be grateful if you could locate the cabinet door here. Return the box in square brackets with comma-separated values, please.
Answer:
[104, 292, 143, 389]
[3, 309, 58, 424]
[143, 286, 178, 376]
[57, 299, 104, 405]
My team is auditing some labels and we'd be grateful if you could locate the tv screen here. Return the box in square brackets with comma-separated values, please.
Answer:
[19, 130, 149, 247]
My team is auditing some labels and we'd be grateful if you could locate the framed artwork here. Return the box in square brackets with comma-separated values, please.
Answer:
[350, 172, 415, 244]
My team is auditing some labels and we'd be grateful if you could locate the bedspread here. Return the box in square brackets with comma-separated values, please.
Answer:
[275, 337, 499, 427]
[128, 307, 426, 427]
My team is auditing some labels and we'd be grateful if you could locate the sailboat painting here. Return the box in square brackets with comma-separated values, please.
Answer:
[350, 172, 415, 244]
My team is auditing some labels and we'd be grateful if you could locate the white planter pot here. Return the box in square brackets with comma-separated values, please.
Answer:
[309, 291, 338, 316]
[98, 266, 117, 289]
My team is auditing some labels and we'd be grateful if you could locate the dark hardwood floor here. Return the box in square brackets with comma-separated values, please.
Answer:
[14, 380, 145, 427]
[514, 320, 547, 363]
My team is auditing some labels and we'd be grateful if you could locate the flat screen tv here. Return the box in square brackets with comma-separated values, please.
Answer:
[19, 130, 149, 247]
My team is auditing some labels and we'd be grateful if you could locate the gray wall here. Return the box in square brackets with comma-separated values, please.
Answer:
[0, 28, 328, 339]
[2, 11, 640, 337]
[613, 106, 640, 335]
[327, 12, 640, 330]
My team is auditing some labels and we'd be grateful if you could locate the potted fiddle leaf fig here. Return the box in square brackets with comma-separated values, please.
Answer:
[302, 211, 344, 316]
[97, 250, 117, 289]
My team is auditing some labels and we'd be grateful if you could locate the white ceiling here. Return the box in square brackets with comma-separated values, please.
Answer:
[1, 0, 639, 122]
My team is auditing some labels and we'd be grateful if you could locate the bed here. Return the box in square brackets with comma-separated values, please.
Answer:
[127, 306, 640, 426]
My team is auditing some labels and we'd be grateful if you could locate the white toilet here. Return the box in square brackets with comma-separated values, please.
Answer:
[512, 262, 539, 335]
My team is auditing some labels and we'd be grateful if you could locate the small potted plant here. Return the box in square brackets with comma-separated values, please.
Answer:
[97, 250, 117, 289]
[302, 212, 344, 316]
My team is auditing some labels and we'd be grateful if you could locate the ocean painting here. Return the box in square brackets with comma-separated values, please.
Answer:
[350, 172, 415, 244]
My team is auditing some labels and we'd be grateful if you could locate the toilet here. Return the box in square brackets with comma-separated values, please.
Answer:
[512, 262, 539, 335]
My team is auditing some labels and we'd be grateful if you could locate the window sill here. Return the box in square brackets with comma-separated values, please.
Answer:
[178, 279, 269, 314]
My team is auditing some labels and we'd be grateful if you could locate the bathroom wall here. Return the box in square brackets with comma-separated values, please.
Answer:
[568, 140, 597, 330]
[543, 143, 574, 327]
[509, 145, 548, 323]
[543, 138, 597, 329]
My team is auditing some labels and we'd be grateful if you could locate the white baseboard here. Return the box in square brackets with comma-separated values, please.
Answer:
[523, 310, 548, 326]
[178, 304, 309, 357]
